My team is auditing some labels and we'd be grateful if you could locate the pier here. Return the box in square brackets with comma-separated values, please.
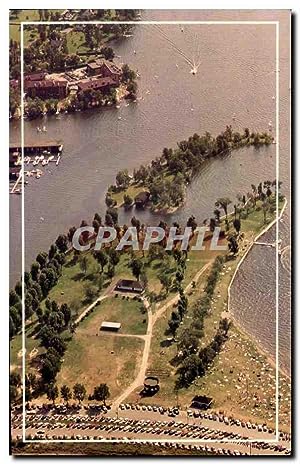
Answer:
[10, 172, 22, 194]
[9, 140, 63, 156]
[254, 239, 283, 254]
[9, 140, 63, 192]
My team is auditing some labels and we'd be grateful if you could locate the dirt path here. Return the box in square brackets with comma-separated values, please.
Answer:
[74, 278, 118, 325]
[112, 260, 213, 409]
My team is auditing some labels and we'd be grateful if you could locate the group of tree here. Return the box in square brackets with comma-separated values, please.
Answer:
[107, 127, 273, 211]
[177, 318, 231, 387]
[9, 240, 67, 338]
[44, 382, 110, 406]
[173, 255, 225, 387]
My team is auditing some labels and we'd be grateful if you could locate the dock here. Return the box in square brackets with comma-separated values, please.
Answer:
[10, 172, 22, 194]
[9, 140, 63, 155]
[9, 140, 63, 193]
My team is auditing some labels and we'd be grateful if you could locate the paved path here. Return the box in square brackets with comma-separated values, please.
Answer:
[112, 261, 213, 409]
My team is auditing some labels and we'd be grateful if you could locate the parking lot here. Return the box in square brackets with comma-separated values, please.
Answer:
[11, 403, 291, 456]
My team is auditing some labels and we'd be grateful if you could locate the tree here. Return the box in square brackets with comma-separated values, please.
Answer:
[158, 273, 172, 295]
[107, 263, 115, 279]
[36, 251, 48, 269]
[67, 226, 77, 243]
[100, 46, 115, 60]
[85, 284, 98, 302]
[107, 248, 120, 266]
[121, 64, 136, 82]
[61, 385, 72, 405]
[47, 384, 59, 404]
[177, 329, 199, 358]
[129, 258, 143, 281]
[227, 235, 239, 255]
[123, 194, 133, 207]
[30, 261, 40, 281]
[93, 383, 110, 405]
[105, 208, 118, 226]
[215, 197, 232, 220]
[48, 244, 58, 260]
[55, 234, 68, 253]
[233, 218, 241, 235]
[79, 255, 88, 275]
[116, 169, 131, 189]
[73, 383, 86, 404]
[186, 215, 197, 231]
[48, 335, 66, 356]
[168, 310, 180, 337]
[61, 303, 71, 327]
[10, 371, 21, 388]
[93, 250, 108, 273]
[126, 81, 137, 99]
[9, 290, 20, 307]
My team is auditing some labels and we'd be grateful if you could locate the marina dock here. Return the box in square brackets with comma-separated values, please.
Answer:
[9, 140, 63, 192]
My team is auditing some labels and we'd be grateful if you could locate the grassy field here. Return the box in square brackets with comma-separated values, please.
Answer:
[127, 199, 291, 431]
[56, 294, 147, 398]
[40, 252, 104, 316]
[12, 441, 212, 456]
[56, 330, 144, 399]
[65, 30, 88, 54]
[10, 10, 62, 43]
[78, 296, 148, 336]
[111, 185, 147, 208]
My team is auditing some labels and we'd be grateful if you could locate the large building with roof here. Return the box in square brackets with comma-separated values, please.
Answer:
[86, 59, 121, 85]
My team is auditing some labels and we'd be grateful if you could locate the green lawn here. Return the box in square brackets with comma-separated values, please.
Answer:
[10, 10, 62, 43]
[79, 295, 148, 336]
[111, 185, 147, 208]
[40, 252, 103, 317]
[57, 329, 144, 399]
[65, 30, 88, 54]
[128, 198, 291, 430]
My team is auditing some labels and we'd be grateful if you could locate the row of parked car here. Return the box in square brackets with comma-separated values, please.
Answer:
[13, 434, 291, 456]
[14, 413, 291, 453]
[12, 404, 291, 443]
[118, 403, 291, 442]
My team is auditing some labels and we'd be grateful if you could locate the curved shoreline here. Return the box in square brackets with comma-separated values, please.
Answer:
[227, 198, 289, 377]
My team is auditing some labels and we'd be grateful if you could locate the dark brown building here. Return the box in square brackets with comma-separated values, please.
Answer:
[135, 191, 150, 208]
[86, 59, 121, 85]
[77, 77, 118, 94]
[25, 79, 68, 99]
[24, 72, 48, 81]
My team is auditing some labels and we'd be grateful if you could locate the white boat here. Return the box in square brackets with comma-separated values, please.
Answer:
[118, 116, 122, 120]
[48, 155, 54, 161]
[116, 105, 121, 109]
[36, 174, 41, 179]
[42, 126, 47, 132]
[42, 160, 47, 166]
[37, 127, 41, 132]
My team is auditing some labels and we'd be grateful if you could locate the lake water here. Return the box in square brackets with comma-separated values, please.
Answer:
[9, 10, 291, 373]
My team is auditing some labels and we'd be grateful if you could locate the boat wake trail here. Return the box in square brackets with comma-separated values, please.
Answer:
[153, 24, 196, 69]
